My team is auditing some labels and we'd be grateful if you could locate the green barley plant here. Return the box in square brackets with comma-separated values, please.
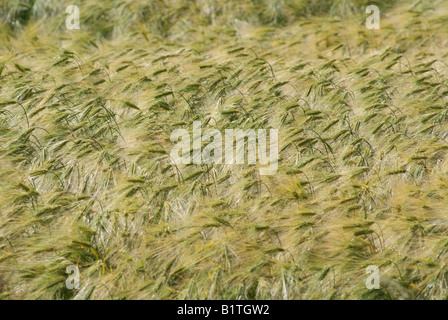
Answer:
[1, 0, 448, 299]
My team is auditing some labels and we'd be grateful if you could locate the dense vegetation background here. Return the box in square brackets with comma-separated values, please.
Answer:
[1, 0, 448, 299]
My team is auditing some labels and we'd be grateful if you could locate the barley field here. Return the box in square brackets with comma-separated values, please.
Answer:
[1, 0, 448, 300]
